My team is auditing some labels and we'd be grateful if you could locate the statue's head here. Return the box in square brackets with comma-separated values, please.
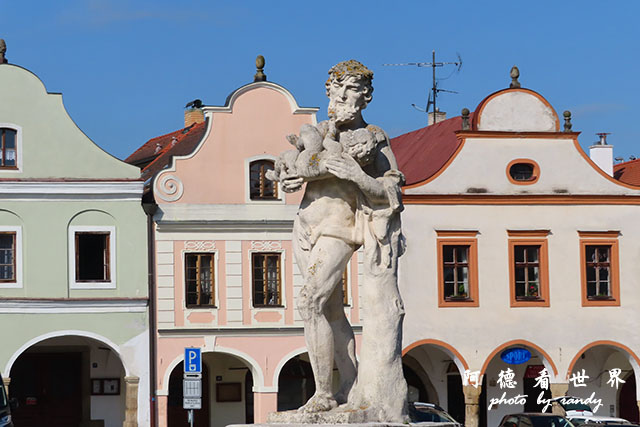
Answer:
[326, 60, 373, 124]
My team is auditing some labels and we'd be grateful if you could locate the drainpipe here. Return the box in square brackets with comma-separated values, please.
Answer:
[143, 201, 158, 427]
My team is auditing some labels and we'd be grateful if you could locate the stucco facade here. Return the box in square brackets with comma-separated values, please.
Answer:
[0, 62, 149, 427]
[140, 79, 364, 427]
[396, 85, 640, 426]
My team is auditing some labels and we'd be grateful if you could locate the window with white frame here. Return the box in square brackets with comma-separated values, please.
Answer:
[185, 253, 215, 307]
[252, 252, 282, 306]
[0, 226, 21, 288]
[0, 128, 17, 168]
[249, 159, 277, 200]
[69, 226, 115, 288]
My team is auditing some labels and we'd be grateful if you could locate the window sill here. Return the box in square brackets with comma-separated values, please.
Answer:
[583, 296, 619, 307]
[587, 295, 614, 301]
[511, 297, 548, 307]
[70, 281, 116, 290]
[186, 305, 217, 309]
[252, 305, 285, 308]
[439, 297, 478, 308]
[516, 296, 541, 301]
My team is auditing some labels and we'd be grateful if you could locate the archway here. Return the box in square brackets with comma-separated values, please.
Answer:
[402, 340, 468, 424]
[167, 352, 254, 427]
[481, 341, 556, 427]
[9, 334, 126, 427]
[568, 341, 640, 421]
[167, 362, 210, 427]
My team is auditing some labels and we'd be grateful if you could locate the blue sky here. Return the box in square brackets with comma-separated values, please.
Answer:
[2, 1, 639, 161]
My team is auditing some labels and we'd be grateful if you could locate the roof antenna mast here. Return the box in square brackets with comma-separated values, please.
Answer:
[384, 50, 462, 124]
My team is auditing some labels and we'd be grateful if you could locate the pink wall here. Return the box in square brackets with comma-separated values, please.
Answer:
[159, 85, 314, 205]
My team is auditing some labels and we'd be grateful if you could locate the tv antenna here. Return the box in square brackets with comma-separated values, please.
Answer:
[384, 50, 462, 123]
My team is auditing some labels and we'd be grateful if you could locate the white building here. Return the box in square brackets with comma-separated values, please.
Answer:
[391, 73, 640, 427]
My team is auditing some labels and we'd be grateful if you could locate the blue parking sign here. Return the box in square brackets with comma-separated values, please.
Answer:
[184, 348, 201, 373]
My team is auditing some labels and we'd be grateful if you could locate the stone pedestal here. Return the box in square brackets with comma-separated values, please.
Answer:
[550, 383, 569, 416]
[463, 384, 482, 427]
[230, 424, 454, 427]
[123, 376, 139, 427]
[2, 376, 9, 398]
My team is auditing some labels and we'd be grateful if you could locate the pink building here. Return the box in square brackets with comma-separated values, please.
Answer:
[127, 65, 364, 426]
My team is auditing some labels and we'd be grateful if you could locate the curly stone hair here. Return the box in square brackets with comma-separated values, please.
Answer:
[325, 59, 374, 105]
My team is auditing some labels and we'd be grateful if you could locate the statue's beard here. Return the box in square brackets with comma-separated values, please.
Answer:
[328, 99, 361, 125]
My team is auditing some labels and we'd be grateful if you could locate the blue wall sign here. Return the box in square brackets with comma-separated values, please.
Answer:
[500, 348, 531, 365]
[184, 348, 202, 373]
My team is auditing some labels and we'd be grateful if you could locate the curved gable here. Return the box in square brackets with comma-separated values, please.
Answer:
[474, 88, 559, 132]
[0, 64, 140, 180]
[154, 81, 317, 205]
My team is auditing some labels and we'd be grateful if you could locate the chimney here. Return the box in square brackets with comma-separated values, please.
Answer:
[589, 133, 613, 176]
[184, 99, 205, 128]
[428, 108, 447, 126]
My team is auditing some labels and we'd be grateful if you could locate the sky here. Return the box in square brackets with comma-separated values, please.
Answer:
[2, 1, 640, 161]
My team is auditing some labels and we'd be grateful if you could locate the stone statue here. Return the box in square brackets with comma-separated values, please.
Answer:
[268, 60, 408, 423]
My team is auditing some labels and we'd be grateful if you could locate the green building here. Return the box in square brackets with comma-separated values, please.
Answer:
[0, 41, 149, 427]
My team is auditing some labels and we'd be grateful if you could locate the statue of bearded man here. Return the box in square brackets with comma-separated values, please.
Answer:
[273, 60, 408, 423]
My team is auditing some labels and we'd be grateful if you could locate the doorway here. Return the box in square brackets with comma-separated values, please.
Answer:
[10, 352, 83, 427]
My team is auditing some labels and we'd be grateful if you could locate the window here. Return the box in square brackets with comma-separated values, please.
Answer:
[513, 246, 541, 299]
[76, 232, 110, 281]
[252, 253, 281, 306]
[508, 231, 549, 307]
[579, 232, 620, 306]
[0, 232, 16, 282]
[506, 159, 540, 185]
[0, 128, 17, 168]
[185, 253, 215, 307]
[436, 231, 478, 307]
[69, 226, 115, 289]
[249, 160, 277, 200]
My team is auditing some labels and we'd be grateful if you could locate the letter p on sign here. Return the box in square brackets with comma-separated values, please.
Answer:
[184, 348, 202, 373]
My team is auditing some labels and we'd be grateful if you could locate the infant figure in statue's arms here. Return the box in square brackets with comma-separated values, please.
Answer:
[266, 119, 380, 188]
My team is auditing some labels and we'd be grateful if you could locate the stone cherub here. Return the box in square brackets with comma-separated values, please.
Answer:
[267, 60, 408, 424]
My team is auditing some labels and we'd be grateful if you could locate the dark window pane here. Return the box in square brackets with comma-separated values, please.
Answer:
[526, 247, 539, 263]
[515, 281, 525, 297]
[514, 246, 525, 262]
[4, 130, 15, 149]
[509, 163, 534, 181]
[587, 281, 596, 297]
[598, 248, 609, 263]
[76, 233, 109, 281]
[443, 246, 454, 263]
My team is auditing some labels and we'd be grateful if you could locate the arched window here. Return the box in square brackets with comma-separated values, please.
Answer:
[0, 128, 17, 168]
[249, 159, 277, 200]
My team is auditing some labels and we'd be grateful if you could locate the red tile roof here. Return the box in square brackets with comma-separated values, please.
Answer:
[390, 114, 471, 186]
[126, 121, 207, 181]
[613, 158, 640, 186]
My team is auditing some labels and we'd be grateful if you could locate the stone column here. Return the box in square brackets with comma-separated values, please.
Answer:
[550, 383, 569, 416]
[463, 384, 482, 427]
[2, 377, 9, 398]
[123, 376, 140, 427]
[254, 392, 278, 423]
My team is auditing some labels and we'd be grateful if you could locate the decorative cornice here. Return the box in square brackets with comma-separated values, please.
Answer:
[0, 298, 148, 313]
[0, 181, 143, 200]
[158, 326, 362, 336]
[156, 219, 294, 233]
